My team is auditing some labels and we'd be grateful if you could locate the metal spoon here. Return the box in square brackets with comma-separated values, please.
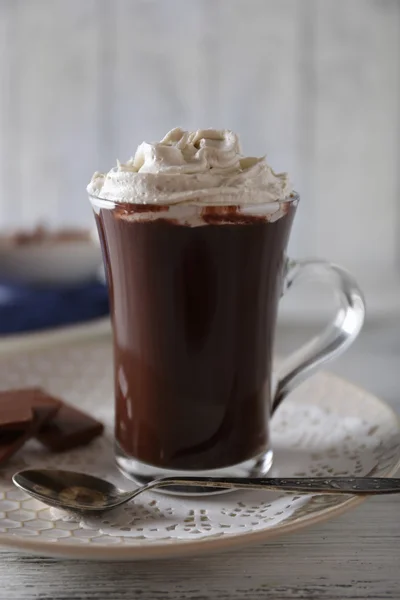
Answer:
[12, 469, 400, 513]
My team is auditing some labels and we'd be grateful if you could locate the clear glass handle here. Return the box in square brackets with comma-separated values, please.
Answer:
[273, 259, 366, 413]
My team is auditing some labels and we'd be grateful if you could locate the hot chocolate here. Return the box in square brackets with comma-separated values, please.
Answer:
[94, 201, 295, 470]
[89, 127, 297, 479]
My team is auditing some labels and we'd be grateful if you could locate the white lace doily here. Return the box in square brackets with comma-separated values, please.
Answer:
[0, 337, 399, 560]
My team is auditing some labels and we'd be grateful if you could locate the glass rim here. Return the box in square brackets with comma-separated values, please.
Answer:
[88, 191, 300, 209]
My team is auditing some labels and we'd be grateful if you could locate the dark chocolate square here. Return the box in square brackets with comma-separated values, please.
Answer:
[36, 403, 104, 452]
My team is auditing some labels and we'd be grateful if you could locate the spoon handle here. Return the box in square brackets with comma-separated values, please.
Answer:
[147, 476, 400, 495]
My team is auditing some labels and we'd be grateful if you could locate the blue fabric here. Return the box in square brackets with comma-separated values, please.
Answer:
[0, 280, 109, 334]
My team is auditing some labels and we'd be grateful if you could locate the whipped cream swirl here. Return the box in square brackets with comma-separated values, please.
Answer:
[87, 128, 292, 205]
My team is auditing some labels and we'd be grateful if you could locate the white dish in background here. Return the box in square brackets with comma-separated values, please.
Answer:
[0, 335, 398, 560]
[0, 227, 102, 286]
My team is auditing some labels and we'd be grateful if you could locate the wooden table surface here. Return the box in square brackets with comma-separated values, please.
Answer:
[0, 320, 399, 599]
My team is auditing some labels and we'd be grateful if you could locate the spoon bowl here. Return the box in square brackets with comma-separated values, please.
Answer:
[13, 469, 128, 511]
[12, 468, 400, 514]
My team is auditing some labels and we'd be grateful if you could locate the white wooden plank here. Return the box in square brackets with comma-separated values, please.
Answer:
[17, 0, 100, 229]
[214, 0, 298, 165]
[213, 0, 311, 259]
[292, 0, 318, 257]
[313, 0, 400, 282]
[112, 0, 206, 162]
[0, 1, 18, 228]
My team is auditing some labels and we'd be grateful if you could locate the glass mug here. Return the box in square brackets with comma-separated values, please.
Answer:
[90, 193, 365, 491]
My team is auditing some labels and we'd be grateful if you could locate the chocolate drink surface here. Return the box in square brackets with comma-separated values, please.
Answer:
[95, 203, 295, 470]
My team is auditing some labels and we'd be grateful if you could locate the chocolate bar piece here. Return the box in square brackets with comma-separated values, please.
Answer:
[36, 403, 104, 452]
[0, 389, 61, 465]
[0, 396, 33, 431]
[0, 431, 30, 465]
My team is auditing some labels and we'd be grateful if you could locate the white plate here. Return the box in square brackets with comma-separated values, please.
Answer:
[0, 337, 399, 561]
[0, 317, 111, 356]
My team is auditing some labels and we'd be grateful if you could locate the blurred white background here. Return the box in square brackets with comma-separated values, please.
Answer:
[0, 0, 399, 317]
